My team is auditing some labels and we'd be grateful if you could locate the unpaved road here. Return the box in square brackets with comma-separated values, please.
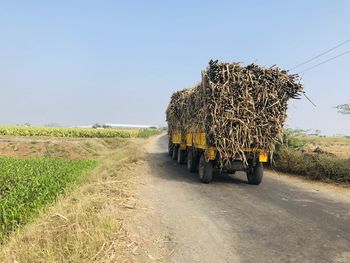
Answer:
[129, 135, 350, 263]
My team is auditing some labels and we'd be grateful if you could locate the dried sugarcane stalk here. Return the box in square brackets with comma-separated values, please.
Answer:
[166, 60, 303, 165]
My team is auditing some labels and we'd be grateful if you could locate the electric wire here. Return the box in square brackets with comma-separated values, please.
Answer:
[297, 49, 350, 74]
[289, 39, 350, 71]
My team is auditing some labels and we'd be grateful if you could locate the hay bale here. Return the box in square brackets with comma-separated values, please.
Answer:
[166, 60, 303, 164]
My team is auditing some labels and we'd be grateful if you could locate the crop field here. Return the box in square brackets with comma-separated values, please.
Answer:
[0, 157, 96, 241]
[0, 126, 162, 139]
[0, 127, 164, 242]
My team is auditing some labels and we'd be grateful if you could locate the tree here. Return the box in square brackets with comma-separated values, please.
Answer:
[92, 123, 101, 128]
[314, 129, 321, 136]
[336, 103, 350, 114]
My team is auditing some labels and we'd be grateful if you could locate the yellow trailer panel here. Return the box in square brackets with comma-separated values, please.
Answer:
[259, 150, 268, 162]
[172, 132, 182, 144]
[186, 133, 193, 146]
[172, 131, 268, 162]
[194, 132, 206, 149]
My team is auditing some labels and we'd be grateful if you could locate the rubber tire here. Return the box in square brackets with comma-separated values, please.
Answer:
[177, 148, 186, 164]
[187, 149, 198, 172]
[168, 140, 173, 157]
[198, 154, 214, 184]
[247, 162, 263, 185]
[172, 145, 179, 160]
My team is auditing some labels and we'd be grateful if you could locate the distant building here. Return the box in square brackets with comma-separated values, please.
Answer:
[73, 123, 160, 129]
[105, 123, 159, 129]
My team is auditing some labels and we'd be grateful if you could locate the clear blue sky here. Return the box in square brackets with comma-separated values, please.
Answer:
[0, 0, 349, 135]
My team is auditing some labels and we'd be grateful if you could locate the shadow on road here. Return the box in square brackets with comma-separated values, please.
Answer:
[147, 151, 250, 186]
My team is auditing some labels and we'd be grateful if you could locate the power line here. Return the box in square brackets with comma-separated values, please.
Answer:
[289, 39, 350, 71]
[297, 49, 350, 74]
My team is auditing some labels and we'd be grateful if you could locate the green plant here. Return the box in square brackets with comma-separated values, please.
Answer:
[0, 157, 96, 241]
[136, 128, 163, 138]
[0, 126, 162, 139]
[276, 128, 306, 151]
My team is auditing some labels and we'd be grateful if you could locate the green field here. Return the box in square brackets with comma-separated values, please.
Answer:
[0, 126, 162, 138]
[0, 126, 163, 243]
[0, 157, 96, 240]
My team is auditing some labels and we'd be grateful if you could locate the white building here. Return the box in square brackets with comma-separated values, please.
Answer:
[105, 123, 159, 129]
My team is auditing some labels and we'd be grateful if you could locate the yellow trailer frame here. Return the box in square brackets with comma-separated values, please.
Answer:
[172, 131, 268, 163]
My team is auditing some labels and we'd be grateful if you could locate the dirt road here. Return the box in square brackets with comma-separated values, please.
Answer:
[129, 135, 350, 263]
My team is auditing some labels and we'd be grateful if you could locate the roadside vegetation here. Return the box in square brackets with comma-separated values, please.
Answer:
[0, 127, 161, 262]
[0, 137, 145, 262]
[0, 126, 162, 138]
[272, 129, 350, 184]
[0, 157, 96, 241]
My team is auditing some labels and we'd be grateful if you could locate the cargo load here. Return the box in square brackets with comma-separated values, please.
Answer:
[166, 60, 303, 184]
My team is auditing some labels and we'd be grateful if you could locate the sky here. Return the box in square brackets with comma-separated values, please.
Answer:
[0, 0, 349, 135]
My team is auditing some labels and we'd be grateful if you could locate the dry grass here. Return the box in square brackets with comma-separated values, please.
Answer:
[284, 133, 350, 159]
[273, 146, 350, 184]
[0, 138, 145, 262]
[0, 137, 134, 159]
[273, 131, 350, 184]
[300, 135, 350, 159]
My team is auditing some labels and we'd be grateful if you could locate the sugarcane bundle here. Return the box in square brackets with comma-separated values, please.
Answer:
[166, 60, 303, 163]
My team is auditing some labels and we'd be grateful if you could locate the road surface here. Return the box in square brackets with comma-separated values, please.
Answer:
[128, 135, 350, 263]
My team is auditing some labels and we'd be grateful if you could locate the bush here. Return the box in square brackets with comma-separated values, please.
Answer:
[273, 146, 350, 183]
[271, 129, 350, 183]
[279, 128, 306, 149]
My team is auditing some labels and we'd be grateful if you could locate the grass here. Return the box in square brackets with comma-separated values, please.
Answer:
[297, 134, 350, 159]
[137, 128, 164, 138]
[272, 129, 350, 184]
[302, 135, 350, 145]
[278, 129, 350, 158]
[0, 157, 96, 241]
[0, 138, 144, 262]
[0, 126, 162, 139]
[273, 147, 350, 183]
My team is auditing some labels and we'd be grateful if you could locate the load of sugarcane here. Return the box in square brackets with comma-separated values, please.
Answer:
[166, 60, 303, 164]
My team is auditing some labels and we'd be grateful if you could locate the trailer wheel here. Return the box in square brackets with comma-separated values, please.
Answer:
[177, 148, 186, 164]
[187, 148, 198, 172]
[168, 140, 173, 157]
[246, 162, 263, 185]
[172, 145, 179, 160]
[198, 154, 213, 184]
